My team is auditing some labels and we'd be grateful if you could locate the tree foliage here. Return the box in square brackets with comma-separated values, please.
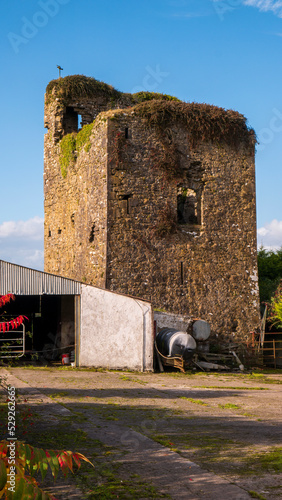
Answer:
[257, 247, 282, 303]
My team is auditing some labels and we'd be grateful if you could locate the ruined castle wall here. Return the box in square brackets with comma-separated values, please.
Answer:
[105, 112, 260, 341]
[44, 112, 109, 286]
[44, 85, 260, 343]
[44, 93, 132, 142]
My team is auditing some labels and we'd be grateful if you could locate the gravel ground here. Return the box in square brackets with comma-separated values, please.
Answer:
[1, 366, 282, 499]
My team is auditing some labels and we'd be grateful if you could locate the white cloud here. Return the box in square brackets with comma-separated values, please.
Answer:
[0, 216, 43, 240]
[242, 0, 282, 17]
[0, 217, 44, 270]
[212, 0, 282, 18]
[257, 219, 282, 250]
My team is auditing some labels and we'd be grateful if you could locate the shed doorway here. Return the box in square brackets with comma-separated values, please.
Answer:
[2, 295, 77, 363]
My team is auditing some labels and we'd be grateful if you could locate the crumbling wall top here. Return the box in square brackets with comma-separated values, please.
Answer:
[45, 74, 180, 106]
[45, 75, 256, 153]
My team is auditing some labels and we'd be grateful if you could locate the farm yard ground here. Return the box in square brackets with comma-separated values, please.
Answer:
[1, 366, 282, 500]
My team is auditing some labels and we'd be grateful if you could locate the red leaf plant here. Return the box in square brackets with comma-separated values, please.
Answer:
[0, 440, 93, 499]
[0, 294, 28, 333]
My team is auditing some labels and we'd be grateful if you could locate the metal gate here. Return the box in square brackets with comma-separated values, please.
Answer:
[0, 323, 25, 358]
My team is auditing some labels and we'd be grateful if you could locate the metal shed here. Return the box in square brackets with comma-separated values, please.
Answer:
[0, 260, 154, 371]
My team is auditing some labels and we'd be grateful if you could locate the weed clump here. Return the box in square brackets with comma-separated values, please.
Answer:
[46, 75, 122, 104]
[133, 100, 256, 152]
[131, 91, 180, 103]
[46, 76, 179, 106]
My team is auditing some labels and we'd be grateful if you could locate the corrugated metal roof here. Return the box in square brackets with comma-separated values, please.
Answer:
[0, 260, 81, 295]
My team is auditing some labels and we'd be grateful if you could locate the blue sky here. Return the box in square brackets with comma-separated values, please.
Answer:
[1, 0, 282, 270]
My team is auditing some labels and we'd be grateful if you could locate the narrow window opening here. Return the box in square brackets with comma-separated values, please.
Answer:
[125, 127, 129, 139]
[180, 262, 184, 285]
[48, 230, 51, 237]
[78, 114, 82, 130]
[62, 106, 78, 135]
[120, 194, 132, 214]
[89, 224, 95, 243]
[58, 229, 62, 235]
[177, 187, 200, 225]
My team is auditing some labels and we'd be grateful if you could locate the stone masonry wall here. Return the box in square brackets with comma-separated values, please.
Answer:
[44, 111, 109, 286]
[105, 111, 260, 342]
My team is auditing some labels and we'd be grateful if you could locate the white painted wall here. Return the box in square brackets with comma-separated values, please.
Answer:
[80, 285, 154, 371]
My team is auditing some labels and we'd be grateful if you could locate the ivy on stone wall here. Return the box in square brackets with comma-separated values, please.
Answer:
[59, 123, 94, 178]
[76, 123, 95, 153]
[59, 133, 76, 178]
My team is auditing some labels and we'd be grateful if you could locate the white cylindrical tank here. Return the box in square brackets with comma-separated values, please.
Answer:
[156, 328, 196, 361]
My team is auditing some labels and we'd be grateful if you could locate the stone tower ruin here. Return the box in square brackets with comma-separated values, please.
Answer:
[44, 75, 260, 341]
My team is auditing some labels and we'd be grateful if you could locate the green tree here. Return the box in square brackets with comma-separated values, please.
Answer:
[257, 247, 282, 303]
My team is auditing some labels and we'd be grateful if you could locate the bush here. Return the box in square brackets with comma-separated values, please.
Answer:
[268, 280, 282, 330]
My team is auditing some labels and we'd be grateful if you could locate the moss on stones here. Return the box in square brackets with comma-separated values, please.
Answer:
[59, 133, 76, 178]
[76, 123, 94, 153]
[59, 122, 95, 177]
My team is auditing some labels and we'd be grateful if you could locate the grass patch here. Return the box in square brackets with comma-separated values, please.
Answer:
[179, 397, 208, 406]
[248, 491, 267, 500]
[152, 435, 180, 453]
[195, 386, 269, 390]
[151, 432, 236, 461]
[119, 375, 148, 385]
[25, 415, 170, 499]
[245, 373, 282, 385]
[149, 430, 278, 478]
[256, 447, 282, 473]
[218, 403, 240, 409]
[81, 475, 171, 499]
[49, 391, 69, 399]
